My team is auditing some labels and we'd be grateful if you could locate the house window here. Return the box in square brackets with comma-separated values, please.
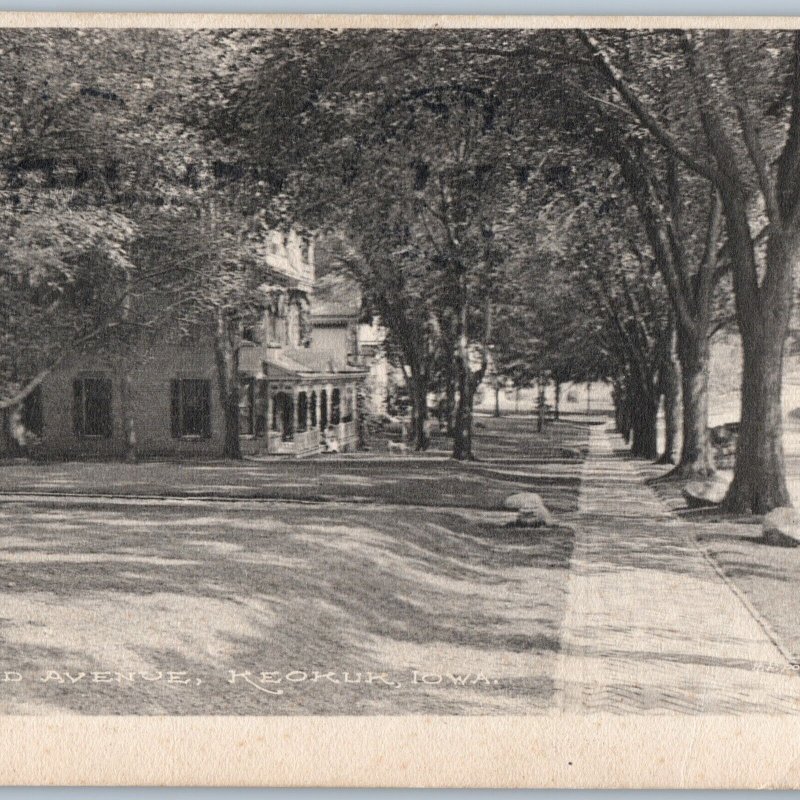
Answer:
[331, 388, 341, 426]
[320, 389, 328, 429]
[271, 391, 294, 440]
[340, 386, 354, 424]
[21, 385, 43, 437]
[242, 325, 259, 344]
[239, 376, 255, 436]
[73, 377, 113, 438]
[297, 392, 308, 433]
[267, 310, 283, 345]
[170, 379, 211, 438]
[309, 391, 317, 428]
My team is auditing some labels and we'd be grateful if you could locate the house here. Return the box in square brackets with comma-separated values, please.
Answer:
[5, 230, 366, 459]
[309, 271, 391, 416]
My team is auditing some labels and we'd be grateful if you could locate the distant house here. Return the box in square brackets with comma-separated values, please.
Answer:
[309, 271, 362, 367]
[309, 271, 391, 415]
[4, 230, 366, 459]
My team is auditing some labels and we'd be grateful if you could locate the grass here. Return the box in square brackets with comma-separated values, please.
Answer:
[0, 417, 589, 514]
[696, 527, 800, 666]
[0, 415, 586, 715]
[636, 450, 800, 670]
[0, 499, 574, 715]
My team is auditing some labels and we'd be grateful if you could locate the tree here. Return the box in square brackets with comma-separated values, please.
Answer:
[579, 29, 800, 512]
[133, 198, 280, 459]
[561, 178, 673, 459]
[222, 30, 569, 460]
[0, 28, 270, 459]
[0, 29, 253, 458]
[594, 127, 728, 476]
[313, 229, 440, 452]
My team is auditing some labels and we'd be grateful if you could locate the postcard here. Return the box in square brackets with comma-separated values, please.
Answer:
[2, 11, 800, 787]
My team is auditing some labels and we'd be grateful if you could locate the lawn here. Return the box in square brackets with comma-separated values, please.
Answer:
[0, 415, 586, 714]
[0, 417, 589, 514]
[0, 497, 574, 715]
[638, 451, 800, 671]
[695, 524, 800, 667]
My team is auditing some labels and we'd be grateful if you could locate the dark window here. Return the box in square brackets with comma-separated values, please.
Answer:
[341, 386, 353, 424]
[320, 389, 328, 429]
[239, 376, 255, 436]
[309, 392, 317, 428]
[267, 309, 284, 345]
[280, 393, 294, 441]
[297, 392, 308, 433]
[242, 325, 259, 344]
[170, 379, 211, 438]
[21, 385, 43, 437]
[271, 391, 294, 440]
[73, 377, 112, 438]
[331, 388, 341, 426]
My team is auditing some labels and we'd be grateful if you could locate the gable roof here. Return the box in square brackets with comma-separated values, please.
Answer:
[262, 347, 366, 381]
[311, 272, 361, 320]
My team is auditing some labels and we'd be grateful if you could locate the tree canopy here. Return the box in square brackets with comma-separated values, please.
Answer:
[3, 26, 800, 509]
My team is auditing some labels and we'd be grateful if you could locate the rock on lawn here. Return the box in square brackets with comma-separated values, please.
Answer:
[763, 507, 800, 547]
[683, 475, 730, 508]
[504, 492, 554, 528]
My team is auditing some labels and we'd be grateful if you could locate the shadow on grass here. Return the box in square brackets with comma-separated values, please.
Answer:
[0, 500, 575, 714]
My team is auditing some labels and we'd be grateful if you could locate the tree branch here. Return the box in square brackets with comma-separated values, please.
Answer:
[778, 31, 800, 226]
[697, 189, 724, 316]
[680, 32, 744, 193]
[721, 31, 782, 227]
[578, 30, 719, 183]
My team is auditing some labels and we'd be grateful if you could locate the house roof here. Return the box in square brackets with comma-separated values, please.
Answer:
[311, 272, 361, 320]
[261, 347, 366, 382]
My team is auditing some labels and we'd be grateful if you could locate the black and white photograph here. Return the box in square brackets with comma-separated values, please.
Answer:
[3, 13, 800, 785]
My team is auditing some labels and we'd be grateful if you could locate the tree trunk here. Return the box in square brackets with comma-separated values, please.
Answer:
[355, 382, 367, 450]
[630, 385, 659, 460]
[723, 306, 791, 513]
[494, 382, 501, 418]
[1, 409, 21, 457]
[452, 351, 475, 460]
[612, 380, 625, 434]
[722, 223, 795, 512]
[674, 332, 714, 478]
[452, 268, 482, 461]
[618, 380, 633, 443]
[408, 369, 429, 451]
[657, 333, 680, 465]
[119, 268, 137, 462]
[536, 379, 546, 433]
[119, 370, 137, 463]
[214, 311, 242, 460]
[445, 372, 456, 435]
[622, 397, 632, 444]
[554, 381, 561, 422]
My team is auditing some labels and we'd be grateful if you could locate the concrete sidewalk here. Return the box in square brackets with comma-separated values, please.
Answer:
[555, 426, 800, 713]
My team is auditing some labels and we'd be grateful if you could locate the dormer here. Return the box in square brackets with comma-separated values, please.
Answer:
[264, 228, 314, 293]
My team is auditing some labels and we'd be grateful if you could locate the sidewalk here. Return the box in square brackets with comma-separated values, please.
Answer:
[555, 426, 800, 713]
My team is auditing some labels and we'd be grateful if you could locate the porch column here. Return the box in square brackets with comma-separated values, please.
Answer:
[264, 389, 272, 453]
